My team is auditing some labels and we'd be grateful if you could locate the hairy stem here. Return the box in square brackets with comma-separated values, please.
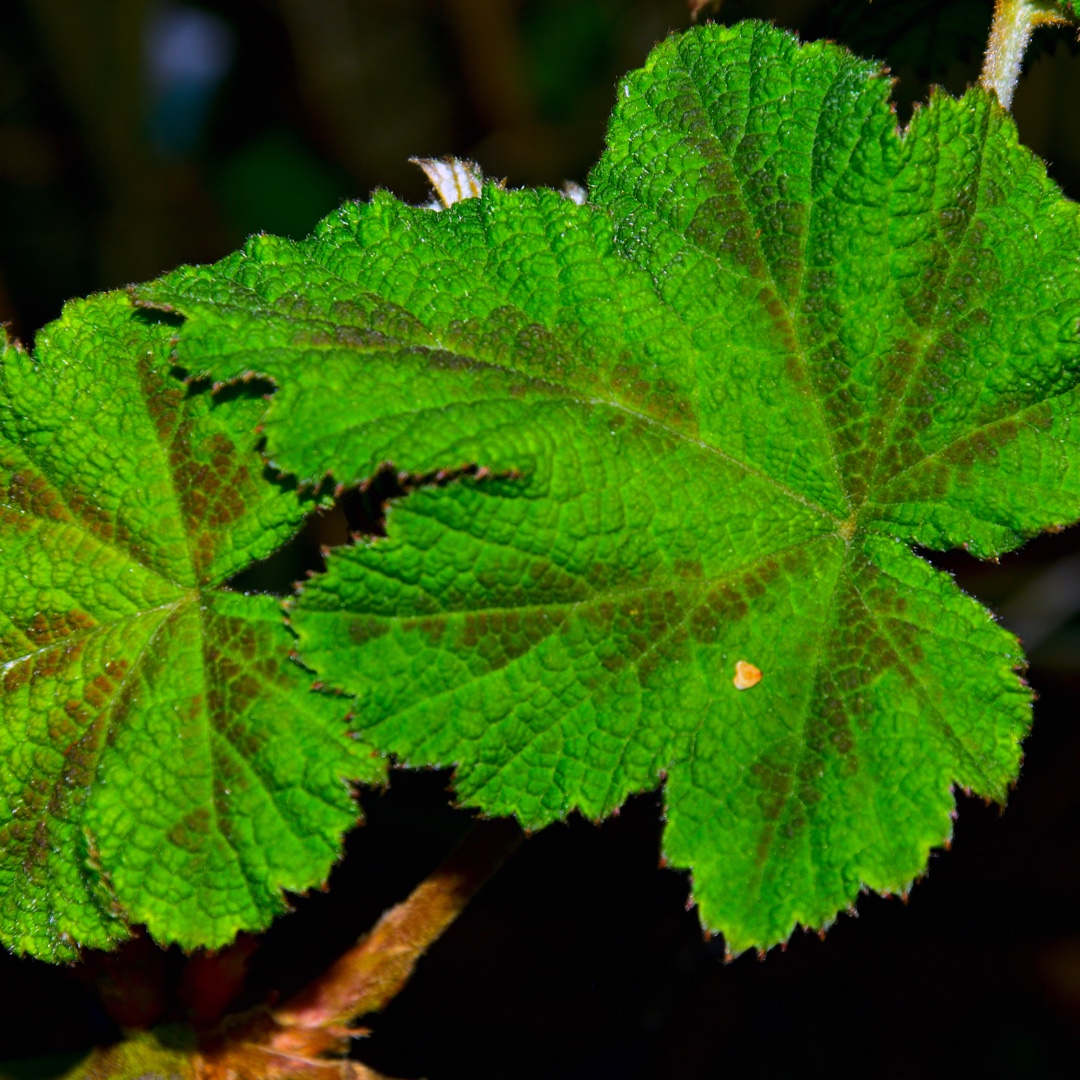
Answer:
[980, 0, 1071, 110]
[272, 817, 524, 1040]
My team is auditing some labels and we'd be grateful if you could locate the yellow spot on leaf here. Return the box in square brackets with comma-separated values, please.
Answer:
[733, 660, 762, 690]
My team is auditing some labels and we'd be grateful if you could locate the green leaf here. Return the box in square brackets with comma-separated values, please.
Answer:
[137, 21, 1080, 952]
[0, 293, 382, 960]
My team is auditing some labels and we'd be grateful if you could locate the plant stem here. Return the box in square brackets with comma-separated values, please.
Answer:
[980, 0, 1071, 110]
[272, 817, 524, 1037]
[189, 818, 524, 1077]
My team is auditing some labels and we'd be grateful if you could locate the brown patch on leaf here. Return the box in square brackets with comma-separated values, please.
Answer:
[3, 469, 70, 522]
[22, 609, 98, 647]
[3, 660, 29, 693]
[168, 808, 212, 852]
[348, 617, 392, 647]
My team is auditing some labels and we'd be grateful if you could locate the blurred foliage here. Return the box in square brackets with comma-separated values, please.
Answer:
[1, 0, 1079, 341]
[0, 0, 686, 339]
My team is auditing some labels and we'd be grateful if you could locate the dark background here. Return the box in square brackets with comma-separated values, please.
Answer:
[3, 1, 1080, 1076]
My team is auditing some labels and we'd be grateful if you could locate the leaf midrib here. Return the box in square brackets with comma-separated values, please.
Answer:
[0, 598, 190, 675]
[865, 93, 992, 497]
[668, 24, 850, 511]
[168, 287, 847, 524]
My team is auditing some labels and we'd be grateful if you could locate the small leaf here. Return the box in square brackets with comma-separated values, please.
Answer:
[0, 294, 383, 960]
[137, 21, 1080, 951]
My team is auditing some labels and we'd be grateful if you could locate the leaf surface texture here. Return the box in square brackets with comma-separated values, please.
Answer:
[131, 22, 1080, 949]
[0, 295, 381, 959]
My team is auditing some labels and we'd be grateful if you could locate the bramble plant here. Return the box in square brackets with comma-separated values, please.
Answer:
[3, 1, 1080, 1076]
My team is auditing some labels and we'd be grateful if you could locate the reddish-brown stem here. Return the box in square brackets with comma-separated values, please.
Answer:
[271, 817, 524, 1039]
[193, 818, 524, 1078]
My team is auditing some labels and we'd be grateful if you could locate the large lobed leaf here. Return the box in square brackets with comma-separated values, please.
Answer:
[0, 295, 382, 959]
[46, 20, 1080, 952]
[138, 20, 1080, 951]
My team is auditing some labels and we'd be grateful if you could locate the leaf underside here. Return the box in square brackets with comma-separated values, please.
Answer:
[6, 20, 1080, 956]
[0, 295, 383, 960]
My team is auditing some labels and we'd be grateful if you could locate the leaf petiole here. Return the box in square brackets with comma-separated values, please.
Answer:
[980, 0, 1074, 110]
